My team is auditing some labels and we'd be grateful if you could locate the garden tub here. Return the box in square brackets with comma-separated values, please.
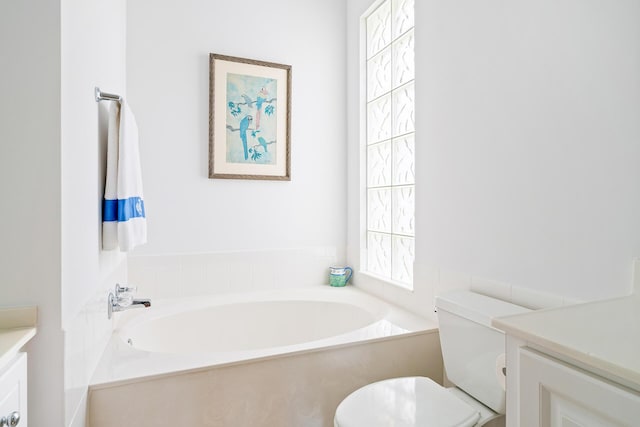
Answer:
[89, 287, 441, 426]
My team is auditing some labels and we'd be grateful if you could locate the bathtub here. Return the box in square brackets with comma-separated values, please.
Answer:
[89, 287, 442, 426]
[124, 299, 384, 354]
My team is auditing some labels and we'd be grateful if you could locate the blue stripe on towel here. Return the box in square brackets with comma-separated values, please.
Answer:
[103, 197, 146, 222]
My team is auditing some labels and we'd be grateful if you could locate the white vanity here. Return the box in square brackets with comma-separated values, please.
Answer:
[493, 295, 640, 427]
[0, 308, 36, 427]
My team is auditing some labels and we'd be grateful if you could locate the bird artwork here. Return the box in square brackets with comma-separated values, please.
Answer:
[255, 87, 269, 129]
[241, 94, 254, 108]
[258, 136, 268, 152]
[225, 73, 278, 164]
[239, 115, 253, 160]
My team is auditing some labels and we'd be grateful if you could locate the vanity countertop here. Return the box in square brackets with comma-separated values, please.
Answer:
[493, 294, 640, 391]
[0, 306, 37, 369]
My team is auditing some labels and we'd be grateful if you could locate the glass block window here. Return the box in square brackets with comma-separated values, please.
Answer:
[364, 0, 415, 288]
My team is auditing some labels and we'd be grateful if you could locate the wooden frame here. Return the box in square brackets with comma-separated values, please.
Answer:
[209, 53, 291, 180]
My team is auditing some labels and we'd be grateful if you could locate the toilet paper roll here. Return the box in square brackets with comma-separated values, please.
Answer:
[495, 353, 506, 391]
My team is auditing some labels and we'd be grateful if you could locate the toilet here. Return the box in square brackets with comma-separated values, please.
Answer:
[334, 290, 530, 426]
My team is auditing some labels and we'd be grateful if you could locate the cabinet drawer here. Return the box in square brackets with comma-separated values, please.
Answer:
[519, 347, 640, 427]
[0, 353, 27, 426]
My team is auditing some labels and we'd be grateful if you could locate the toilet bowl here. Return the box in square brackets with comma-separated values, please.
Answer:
[333, 291, 530, 427]
[334, 376, 501, 427]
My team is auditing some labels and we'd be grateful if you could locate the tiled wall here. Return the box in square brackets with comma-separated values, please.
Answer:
[468, 275, 585, 309]
[432, 268, 585, 311]
[128, 246, 585, 316]
[64, 261, 127, 427]
[356, 264, 586, 320]
[127, 247, 338, 300]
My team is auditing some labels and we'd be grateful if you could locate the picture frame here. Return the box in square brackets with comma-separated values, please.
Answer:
[209, 53, 292, 180]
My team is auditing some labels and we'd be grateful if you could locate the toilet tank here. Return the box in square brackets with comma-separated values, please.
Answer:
[435, 291, 530, 414]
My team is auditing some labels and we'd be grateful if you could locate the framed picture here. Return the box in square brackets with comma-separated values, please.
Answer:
[209, 53, 291, 180]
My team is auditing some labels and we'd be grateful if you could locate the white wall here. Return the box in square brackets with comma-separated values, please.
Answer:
[126, 0, 347, 266]
[0, 1, 65, 426]
[61, 0, 127, 425]
[1, 1, 128, 426]
[348, 0, 640, 314]
[61, 0, 127, 328]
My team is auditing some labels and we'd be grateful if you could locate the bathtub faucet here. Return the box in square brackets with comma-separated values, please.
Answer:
[108, 284, 151, 319]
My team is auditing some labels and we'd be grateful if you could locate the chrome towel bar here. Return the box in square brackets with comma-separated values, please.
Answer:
[95, 86, 122, 103]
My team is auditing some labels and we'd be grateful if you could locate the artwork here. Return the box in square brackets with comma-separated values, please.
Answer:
[209, 54, 291, 180]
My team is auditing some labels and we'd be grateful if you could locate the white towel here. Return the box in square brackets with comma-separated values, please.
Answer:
[102, 100, 147, 252]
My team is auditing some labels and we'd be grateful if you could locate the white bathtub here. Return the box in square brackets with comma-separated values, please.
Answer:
[89, 287, 441, 426]
[124, 299, 381, 354]
[91, 286, 435, 386]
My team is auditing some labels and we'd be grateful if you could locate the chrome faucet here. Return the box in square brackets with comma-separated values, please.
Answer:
[108, 284, 151, 319]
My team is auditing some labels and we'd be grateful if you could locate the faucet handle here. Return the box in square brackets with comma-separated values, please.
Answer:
[115, 283, 137, 296]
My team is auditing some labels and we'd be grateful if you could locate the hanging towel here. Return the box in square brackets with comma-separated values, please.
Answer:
[102, 100, 147, 251]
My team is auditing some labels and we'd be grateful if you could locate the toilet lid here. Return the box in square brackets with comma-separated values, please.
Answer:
[334, 377, 480, 427]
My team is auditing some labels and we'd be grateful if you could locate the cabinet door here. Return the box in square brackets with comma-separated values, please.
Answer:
[0, 353, 27, 426]
[518, 347, 640, 427]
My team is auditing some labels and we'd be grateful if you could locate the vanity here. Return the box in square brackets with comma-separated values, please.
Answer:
[0, 307, 36, 427]
[493, 295, 640, 427]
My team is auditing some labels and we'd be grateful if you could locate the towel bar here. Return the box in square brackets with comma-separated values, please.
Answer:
[95, 87, 122, 103]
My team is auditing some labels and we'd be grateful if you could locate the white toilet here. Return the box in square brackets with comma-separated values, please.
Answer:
[334, 290, 530, 427]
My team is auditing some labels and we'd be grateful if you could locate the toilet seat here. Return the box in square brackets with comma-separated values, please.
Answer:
[334, 376, 480, 427]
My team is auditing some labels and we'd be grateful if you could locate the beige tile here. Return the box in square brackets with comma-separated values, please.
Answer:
[88, 332, 443, 427]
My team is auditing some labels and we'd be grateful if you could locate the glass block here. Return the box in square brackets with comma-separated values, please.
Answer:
[367, 47, 392, 100]
[392, 185, 415, 236]
[392, 135, 415, 185]
[392, 29, 414, 87]
[367, 141, 391, 188]
[368, 188, 391, 233]
[392, 235, 414, 283]
[392, 0, 414, 38]
[366, 1, 392, 59]
[368, 232, 392, 277]
[367, 94, 392, 144]
[392, 82, 415, 137]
